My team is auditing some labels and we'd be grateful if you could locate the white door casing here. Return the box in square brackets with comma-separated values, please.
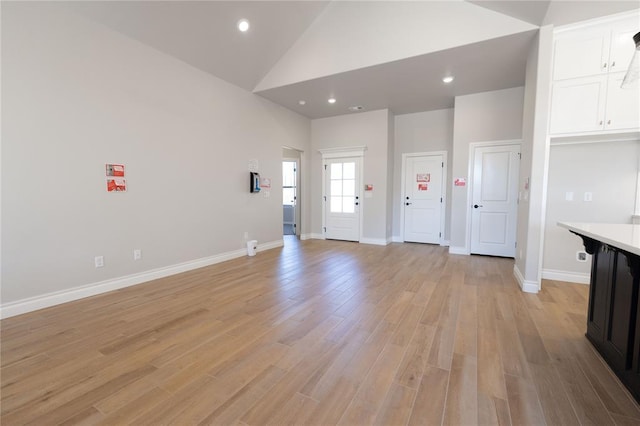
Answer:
[470, 144, 520, 257]
[401, 153, 446, 244]
[323, 156, 362, 242]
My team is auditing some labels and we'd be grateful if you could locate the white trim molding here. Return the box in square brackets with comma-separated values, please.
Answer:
[359, 238, 389, 246]
[391, 235, 403, 243]
[308, 233, 326, 240]
[542, 269, 590, 285]
[449, 246, 469, 255]
[513, 265, 540, 293]
[318, 146, 367, 158]
[0, 239, 284, 319]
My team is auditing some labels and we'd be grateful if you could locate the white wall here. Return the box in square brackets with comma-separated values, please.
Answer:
[310, 109, 392, 243]
[450, 87, 525, 252]
[543, 140, 639, 281]
[1, 4, 311, 308]
[393, 109, 454, 240]
[516, 25, 554, 292]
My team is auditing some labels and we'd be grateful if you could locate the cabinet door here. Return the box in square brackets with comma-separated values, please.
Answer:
[550, 76, 607, 134]
[553, 28, 610, 80]
[605, 71, 640, 131]
[608, 18, 639, 73]
[587, 244, 611, 345]
[602, 250, 637, 373]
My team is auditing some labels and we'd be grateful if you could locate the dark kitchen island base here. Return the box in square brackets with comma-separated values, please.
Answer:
[567, 228, 640, 403]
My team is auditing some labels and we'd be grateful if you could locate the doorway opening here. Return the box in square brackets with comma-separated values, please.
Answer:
[282, 146, 302, 242]
[282, 160, 297, 236]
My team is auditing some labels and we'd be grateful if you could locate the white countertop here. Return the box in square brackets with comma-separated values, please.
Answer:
[558, 222, 640, 257]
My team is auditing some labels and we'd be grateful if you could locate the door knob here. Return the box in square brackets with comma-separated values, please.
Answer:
[473, 204, 483, 208]
[406, 196, 410, 200]
[355, 202, 359, 206]
[406, 202, 411, 206]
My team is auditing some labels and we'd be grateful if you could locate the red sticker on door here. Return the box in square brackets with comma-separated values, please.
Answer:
[418, 183, 428, 191]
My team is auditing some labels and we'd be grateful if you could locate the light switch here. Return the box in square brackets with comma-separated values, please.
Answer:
[584, 192, 593, 202]
[565, 192, 574, 201]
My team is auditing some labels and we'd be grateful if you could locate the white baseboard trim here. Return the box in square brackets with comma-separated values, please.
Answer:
[513, 265, 540, 293]
[391, 236, 403, 243]
[449, 246, 469, 255]
[258, 240, 284, 251]
[300, 233, 311, 240]
[307, 233, 325, 240]
[0, 239, 284, 319]
[542, 269, 590, 285]
[359, 238, 389, 246]
[440, 239, 450, 247]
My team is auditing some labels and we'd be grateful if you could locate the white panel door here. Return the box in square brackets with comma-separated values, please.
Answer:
[403, 155, 443, 244]
[324, 158, 360, 242]
[470, 145, 520, 257]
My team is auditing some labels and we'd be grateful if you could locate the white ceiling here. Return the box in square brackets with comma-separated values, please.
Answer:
[255, 31, 537, 117]
[66, 1, 330, 92]
[63, 1, 639, 119]
[469, 1, 552, 25]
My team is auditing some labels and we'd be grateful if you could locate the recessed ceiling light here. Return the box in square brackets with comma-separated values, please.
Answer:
[298, 100, 306, 106]
[237, 19, 250, 32]
[348, 106, 364, 111]
[442, 76, 454, 84]
[328, 98, 337, 104]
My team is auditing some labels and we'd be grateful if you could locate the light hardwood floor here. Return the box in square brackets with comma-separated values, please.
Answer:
[2, 237, 640, 425]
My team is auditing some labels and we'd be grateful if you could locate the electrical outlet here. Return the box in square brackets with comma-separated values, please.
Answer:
[565, 191, 574, 201]
[94, 256, 104, 268]
[133, 249, 142, 260]
[576, 251, 588, 262]
[244, 231, 249, 239]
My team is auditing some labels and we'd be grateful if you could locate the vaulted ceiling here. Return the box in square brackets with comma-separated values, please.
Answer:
[62, 1, 639, 119]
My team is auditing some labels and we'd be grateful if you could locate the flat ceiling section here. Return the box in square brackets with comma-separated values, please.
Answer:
[255, 31, 538, 119]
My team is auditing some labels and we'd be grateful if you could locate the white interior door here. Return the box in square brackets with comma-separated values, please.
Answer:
[470, 145, 520, 257]
[403, 154, 444, 244]
[324, 158, 360, 241]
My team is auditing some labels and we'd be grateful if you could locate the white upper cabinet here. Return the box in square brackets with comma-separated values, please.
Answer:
[550, 76, 607, 134]
[609, 22, 639, 74]
[550, 14, 640, 136]
[605, 71, 640, 131]
[553, 28, 610, 80]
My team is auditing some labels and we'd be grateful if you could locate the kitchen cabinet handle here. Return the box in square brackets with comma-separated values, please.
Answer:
[608, 120, 611, 125]
[603, 62, 607, 68]
[599, 120, 603, 125]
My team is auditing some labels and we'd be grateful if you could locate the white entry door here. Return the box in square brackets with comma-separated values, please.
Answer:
[324, 158, 361, 241]
[403, 154, 444, 244]
[470, 144, 520, 257]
